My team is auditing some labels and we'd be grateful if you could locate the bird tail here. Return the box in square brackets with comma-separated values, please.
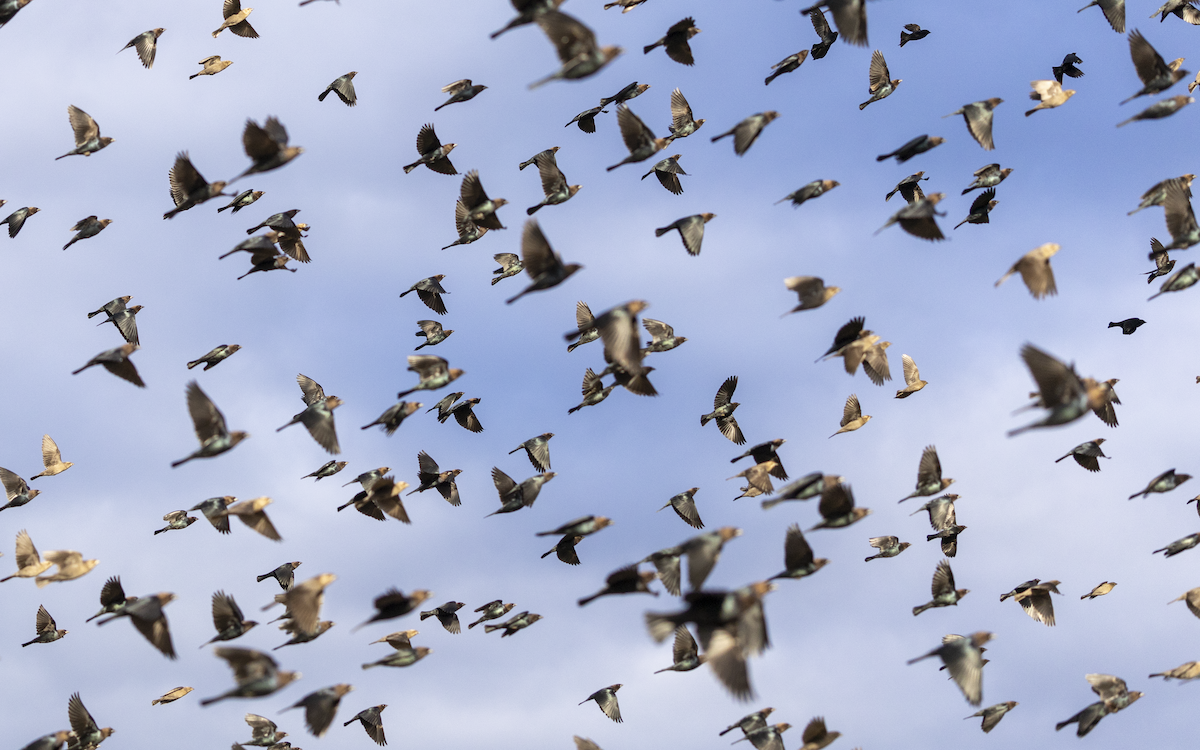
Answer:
[654, 227, 671, 237]
[858, 101, 870, 110]
[402, 162, 421, 174]
[643, 43, 660, 54]
[483, 623, 502, 633]
[912, 603, 933, 616]
[1107, 322, 1119, 328]
[954, 219, 968, 229]
[700, 414, 712, 426]
[1116, 117, 1135, 128]
[875, 153, 893, 162]
[318, 90, 331, 102]
[256, 573, 271, 582]
[153, 528, 167, 535]
[1024, 108, 1038, 117]
[186, 360, 201, 369]
[189, 73, 201, 80]
[568, 404, 583, 414]
[526, 203, 542, 215]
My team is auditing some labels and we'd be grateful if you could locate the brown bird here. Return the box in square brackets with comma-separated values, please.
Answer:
[72, 344, 143, 387]
[222, 497, 281, 541]
[151, 687, 193, 705]
[656, 213, 716, 256]
[213, 0, 257, 38]
[701, 376, 744, 444]
[233, 116, 303, 182]
[830, 393, 871, 437]
[344, 704, 388, 746]
[895, 354, 927, 398]
[22, 604, 67, 647]
[35, 549, 99, 587]
[710, 112, 779, 156]
[200, 648, 301, 705]
[995, 243, 1060, 298]
[97, 592, 177, 658]
[284, 684, 354, 737]
[1082, 582, 1117, 600]
[268, 573, 337, 636]
[876, 192, 946, 240]
[607, 105, 671, 171]
[943, 98, 1003, 150]
[1006, 579, 1062, 626]
[643, 17, 701, 65]
[529, 11, 622, 88]
[403, 124, 457, 175]
[506, 220, 584, 304]
[1168, 586, 1200, 619]
[67, 693, 114, 750]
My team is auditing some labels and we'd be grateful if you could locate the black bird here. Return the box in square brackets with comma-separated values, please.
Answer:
[1054, 52, 1085, 82]
[807, 8, 839, 58]
[877, 135, 945, 163]
[1108, 318, 1146, 334]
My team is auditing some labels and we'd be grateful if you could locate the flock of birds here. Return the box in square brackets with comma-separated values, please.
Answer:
[6, 0, 1200, 748]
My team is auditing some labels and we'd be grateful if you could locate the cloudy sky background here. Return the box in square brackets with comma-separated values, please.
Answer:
[3, 0, 1200, 747]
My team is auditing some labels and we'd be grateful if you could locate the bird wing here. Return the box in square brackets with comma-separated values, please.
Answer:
[1128, 29, 1169, 86]
[187, 381, 228, 442]
[67, 105, 99, 146]
[334, 77, 357, 106]
[134, 31, 158, 68]
[642, 317, 672, 341]
[672, 624, 699, 663]
[867, 49, 890, 92]
[841, 394, 861, 426]
[460, 170, 488, 208]
[235, 504, 281, 541]
[212, 591, 240, 630]
[869, 535, 898, 550]
[945, 643, 985, 705]
[442, 79, 469, 93]
[68, 693, 99, 735]
[101, 351, 145, 387]
[594, 689, 622, 722]
[453, 403, 484, 433]
[580, 368, 602, 397]
[35, 603, 53, 632]
[417, 450, 440, 476]
[114, 312, 139, 346]
[670, 87, 694, 130]
[969, 188, 996, 214]
[491, 467, 517, 498]
[901, 354, 921, 385]
[407, 355, 449, 380]
[785, 275, 824, 303]
[1020, 590, 1056, 626]
[1017, 249, 1058, 298]
[535, 152, 567, 195]
[802, 717, 828, 745]
[818, 481, 854, 519]
[782, 524, 815, 569]
[99, 575, 126, 607]
[415, 124, 442, 155]
[931, 559, 955, 596]
[714, 376, 738, 408]
[616, 104, 656, 152]
[537, 11, 600, 64]
[14, 530, 40, 568]
[1020, 344, 1081, 406]
[705, 627, 752, 700]
[917, 445, 943, 486]
[521, 219, 561, 278]
[223, 0, 242, 19]
[242, 119, 280, 161]
[1164, 179, 1199, 241]
[296, 374, 326, 406]
[168, 152, 203, 206]
[678, 215, 707, 256]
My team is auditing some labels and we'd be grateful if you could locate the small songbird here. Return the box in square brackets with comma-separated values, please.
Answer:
[1054, 52, 1085, 82]
[659, 488, 703, 529]
[770, 524, 829, 580]
[1081, 582, 1117, 599]
[506, 220, 583, 304]
[665, 88, 705, 141]
[284, 684, 354, 737]
[459, 170, 507, 229]
[578, 565, 658, 605]
[1130, 468, 1191, 499]
[865, 535, 910, 561]
[526, 149, 581, 214]
[579, 684, 623, 723]
[641, 154, 688, 195]
[257, 561, 302, 590]
[509, 433, 554, 473]
[30, 434, 72, 480]
[644, 17, 701, 65]
[807, 7, 839, 58]
[966, 701, 1019, 733]
[55, 105, 114, 159]
[1117, 94, 1194, 127]
[895, 354, 927, 398]
[241, 713, 287, 745]
[213, 0, 257, 38]
[22, 604, 67, 647]
[397, 355, 464, 398]
[943, 98, 1003, 150]
[859, 50, 901, 109]
[877, 192, 946, 240]
[2, 206, 40, 237]
[887, 172, 928, 202]
[643, 317, 687, 353]
[701, 376, 744, 444]
[529, 11, 622, 87]
[318, 71, 358, 106]
[404, 124, 457, 175]
[1109, 317, 1146, 334]
[1026, 79, 1075, 116]
[654, 625, 705, 673]
[172, 381, 248, 467]
[900, 23, 930, 45]
[963, 163, 1013, 194]
[876, 134, 945, 162]
[711, 111, 779, 155]
[420, 601, 466, 633]
[907, 631, 993, 706]
[830, 394, 871, 437]
[777, 180, 839, 209]
[154, 510, 196, 535]
[468, 600, 515, 630]
[899, 445, 954, 502]
[355, 588, 434, 631]
[2, 530, 52, 581]
[1078, 0, 1125, 33]
[190, 55, 233, 79]
[912, 560, 970, 615]
[276, 374, 343, 454]
[656, 213, 716, 255]
[73, 344, 143, 387]
[996, 243, 1060, 299]
[607, 105, 670, 171]
[119, 28, 165, 69]
[436, 79, 487, 111]
[954, 188, 998, 229]
[164, 152, 229, 219]
[232, 116, 303, 182]
[567, 106, 607, 133]
[401, 275, 449, 315]
[152, 687, 194, 705]
[66, 693, 113, 750]
[765, 50, 808, 85]
[1120, 30, 1188, 105]
[187, 344, 241, 370]
[1056, 439, 1109, 472]
[63, 216, 113, 249]
[202, 590, 258, 646]
[344, 704, 388, 746]
[97, 592, 177, 658]
[200, 648, 301, 705]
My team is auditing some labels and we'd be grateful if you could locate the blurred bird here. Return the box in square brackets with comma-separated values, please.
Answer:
[865, 535, 910, 561]
[830, 394, 871, 437]
[887, 171, 928, 202]
[1152, 0, 1200, 22]
[241, 713, 286, 745]
[63, 216, 112, 250]
[98, 592, 176, 658]
[1155, 531, 1200, 556]
[580, 684, 623, 722]
[877, 134, 945, 162]
[1149, 261, 1197, 299]
[403, 124, 456, 175]
[607, 105, 670, 171]
[966, 701, 1018, 733]
[233, 116, 303, 182]
[1079, 0, 1125, 32]
[269, 573, 336, 634]
[30, 434, 72, 480]
[96, 304, 141, 346]
[202, 591, 257, 646]
[436, 79, 486, 111]
[72, 344, 143, 387]
[398, 355, 465, 398]
[483, 610, 543, 636]
[213, 0, 257, 38]
[777, 180, 839, 209]
[1054, 52, 1084, 82]
[151, 687, 193, 706]
[701, 376, 743, 444]
[907, 631, 993, 705]
[510, 433, 554, 472]
[808, 480, 871, 531]
[443, 200, 489, 249]
[913, 560, 970, 615]
[527, 149, 581, 214]
[655, 624, 705, 673]
[711, 112, 779, 155]
[344, 704, 387, 746]
[1109, 317, 1145, 334]
[118, 27, 165, 68]
[642, 154, 688, 195]
[900, 445, 954, 502]
[1121, 30, 1188, 104]
[1130, 468, 1191, 498]
[1129, 174, 1193, 214]
[963, 163, 1013, 194]
[765, 50, 807, 85]
[409, 451, 462, 506]
[507, 220, 584, 304]
[55, 106, 113, 159]
[355, 589, 433, 631]
[468, 600, 514, 629]
[996, 243, 1059, 298]
[190, 55, 232, 79]
[257, 561, 302, 590]
[2, 206, 39, 237]
[460, 171, 507, 229]
[172, 381, 248, 466]
[318, 72, 357, 106]
[188, 496, 234, 534]
[720, 707, 776, 737]
[802, 1, 866, 47]
[530, 11, 622, 87]
[656, 213, 716, 256]
[1117, 94, 1194, 126]
[954, 189, 998, 229]
[66, 694, 113, 750]
[770, 524, 828, 580]
[1149, 662, 1200, 681]
[221, 497, 281, 541]
[284, 684, 353, 737]
[22, 604, 67, 647]
[276, 374, 343, 454]
[644, 17, 700, 65]
[730, 439, 788, 481]
[599, 81, 651, 109]
[1082, 582, 1117, 599]
[660, 488, 703, 529]
[1026, 80, 1076, 115]
[420, 601, 465, 633]
[1168, 586, 1200, 618]
[878, 192, 945, 240]
[164, 152, 228, 218]
[186, 345, 241, 371]
[860, 50, 901, 109]
[490, 0, 563, 38]
[944, 98, 1002, 150]
[200, 648, 300, 705]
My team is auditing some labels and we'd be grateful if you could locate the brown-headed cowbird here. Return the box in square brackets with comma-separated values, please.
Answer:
[72, 344, 143, 387]
[153, 510, 196, 535]
[267, 573, 336, 635]
[859, 50, 900, 109]
[1121, 30, 1188, 104]
[1004, 579, 1061, 626]
[258, 561, 302, 590]
[187, 344, 242, 370]
[807, 479, 871, 529]
[66, 694, 113, 750]
[218, 190, 262, 213]
[491, 253, 522, 285]
[580, 684, 623, 722]
[569, 368, 617, 413]
[420, 601, 465, 633]
[719, 707, 775, 736]
[404, 124, 456, 175]
[96, 304, 141, 346]
[22, 604, 67, 647]
[1007, 344, 1093, 435]
[1130, 174, 1194, 214]
[777, 180, 839, 209]
[607, 105, 670, 171]
[644, 17, 700, 64]
[656, 213, 716, 255]
[566, 106, 607, 133]
[62, 216, 112, 250]
[468, 600, 514, 629]
[944, 98, 1002, 150]
[680, 527, 742, 589]
[151, 687, 193, 705]
[233, 117, 303, 182]
[213, 0, 256, 37]
[900, 445, 954, 502]
[830, 393, 871, 437]
[1078, 0, 1125, 33]
[963, 163, 1013, 194]
[344, 704, 387, 745]
[459, 170, 507, 230]
[641, 154, 687, 195]
[711, 112, 779, 155]
[655, 624, 705, 673]
[190, 54, 233, 79]
[1130, 468, 1191, 498]
[164, 152, 228, 219]
[865, 535, 910, 561]
[954, 188, 998, 229]
[1117, 94, 1194, 126]
[483, 610, 543, 636]
[408, 451, 462, 506]
[201, 648, 300, 705]
[400, 276, 449, 315]
[97, 592, 177, 658]
[765, 51, 807, 85]
[996, 243, 1059, 298]
[527, 149, 581, 214]
[900, 23, 929, 45]
[284, 684, 353, 737]
[1082, 581, 1117, 599]
[770, 524, 828, 580]
[318, 72, 357, 106]
[1056, 439, 1109, 472]
[907, 631, 993, 705]
[355, 589, 433, 631]
[84, 576, 134, 622]
[666, 88, 705, 140]
[1149, 661, 1200, 681]
[2, 206, 40, 237]
[877, 192, 945, 240]
[55, 106, 113, 159]
[0, 468, 39, 512]
[398, 356, 464, 398]
[530, 11, 622, 87]
[659, 488, 704, 529]
[642, 317, 686, 354]
[701, 376, 743, 444]
[276, 374, 342, 454]
[876, 134, 944, 162]
[966, 701, 1018, 733]
[1054, 52, 1084, 82]
[887, 171, 928, 202]
[510, 433, 554, 472]
[172, 382, 247, 466]
[912, 559, 969, 615]
[436, 79, 486, 111]
[507, 220, 583, 303]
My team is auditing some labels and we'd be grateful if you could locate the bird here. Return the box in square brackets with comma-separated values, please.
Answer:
[241, 713, 287, 746]
[1008, 344, 1094, 436]
[1054, 52, 1085, 82]
[202, 591, 258, 646]
[730, 439, 789, 482]
[491, 253, 523, 285]
[807, 7, 839, 57]
[654, 625, 705, 673]
[900, 446, 954, 502]
[770, 524, 829, 580]
[187, 344, 242, 370]
[420, 601, 466, 633]
[436, 79, 487, 111]
[72, 344, 143, 387]
[877, 192, 946, 240]
[954, 188, 998, 229]
[118, 28, 164, 68]
[284, 684, 354, 737]
[642, 317, 687, 353]
[484, 611, 542, 637]
[796, 717, 840, 750]
[912, 560, 970, 615]
[63, 215, 113, 249]
[887, 171, 929, 202]
[996, 243, 1060, 298]
[1129, 468, 1191, 498]
[171, 381, 249, 467]
[659, 488, 704, 529]
[966, 701, 1019, 733]
[22, 604, 67, 647]
[701, 376, 744, 444]
[1056, 439, 1109, 472]
[403, 124, 456, 175]
[95, 304, 141, 347]
[97, 592, 177, 658]
[506, 220, 583, 304]
[944, 98, 1002, 150]
[808, 480, 872, 531]
[529, 11, 622, 88]
[876, 134, 945, 162]
[1129, 174, 1194, 214]
[276, 374, 343, 454]
[569, 368, 618, 413]
[2, 206, 40, 237]
[777, 180, 840, 210]
[963, 163, 1013, 194]
[578, 565, 658, 606]
[397, 355, 464, 398]
[154, 510, 196, 535]
[895, 354, 927, 398]
[55, 105, 113, 159]
[232, 116, 303, 182]
[830, 393, 871, 437]
[66, 693, 114, 750]
[355, 588, 434, 631]
[1120, 30, 1188, 104]
[164, 152, 228, 219]
[566, 302, 599, 353]
[1082, 582, 1117, 599]
[30, 434, 72, 480]
[459, 171, 507, 229]
[443, 200, 490, 249]
[656, 213, 716, 256]
[1149, 662, 1200, 681]
[907, 631, 993, 705]
[190, 55, 233, 79]
[468, 600, 515, 630]
[859, 50, 901, 109]
[865, 535, 910, 561]
[257, 561, 302, 590]
[566, 106, 607, 133]
[1117, 94, 1194, 126]
[1056, 674, 1143, 736]
[1109, 317, 1146, 334]
[1026, 80, 1075, 115]
[1168, 587, 1200, 618]
[200, 648, 301, 705]
[213, 0, 257, 38]
[509, 433, 554, 473]
[1155, 532, 1200, 557]
[2, 529, 52, 581]
[400, 275, 450, 315]
[720, 707, 776, 737]
[344, 704, 388, 746]
[900, 23, 930, 45]
[666, 88, 705, 141]
[644, 17, 701, 65]
[1152, 0, 1200, 23]
[409, 451, 462, 506]
[598, 81, 651, 108]
[579, 684, 623, 722]
[1078, 0, 1125, 33]
[641, 154, 688, 195]
[526, 149, 581, 214]
[802, 1, 867, 47]
[711, 112, 779, 155]
[765, 50, 807, 85]
[318, 72, 358, 106]
[607, 105, 671, 171]
[151, 687, 193, 706]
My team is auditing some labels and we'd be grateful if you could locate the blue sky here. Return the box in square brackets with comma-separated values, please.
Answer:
[3, 0, 1200, 747]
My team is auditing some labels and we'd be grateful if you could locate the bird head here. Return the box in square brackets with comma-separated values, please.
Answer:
[761, 111, 780, 124]
[324, 396, 345, 410]
[127, 305, 145, 313]
[443, 143, 458, 154]
[99, 138, 115, 147]
[28, 207, 40, 215]
[229, 431, 250, 447]
[347, 71, 358, 79]
[601, 46, 623, 63]
[700, 212, 717, 222]
[99, 219, 113, 228]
